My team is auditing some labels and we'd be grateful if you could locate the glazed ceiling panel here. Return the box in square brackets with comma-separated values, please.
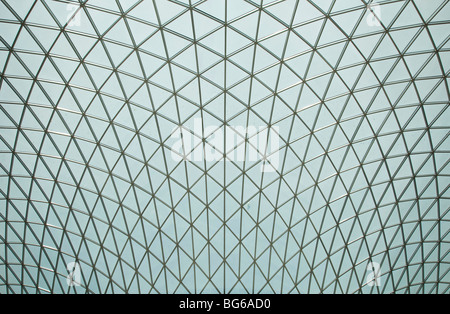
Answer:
[0, 0, 449, 294]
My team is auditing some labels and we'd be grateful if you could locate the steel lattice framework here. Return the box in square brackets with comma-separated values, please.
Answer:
[0, 0, 449, 294]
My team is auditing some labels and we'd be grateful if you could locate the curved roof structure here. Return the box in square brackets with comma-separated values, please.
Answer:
[0, 0, 449, 294]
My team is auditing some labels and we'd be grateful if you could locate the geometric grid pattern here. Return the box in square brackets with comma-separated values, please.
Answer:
[0, 0, 449, 294]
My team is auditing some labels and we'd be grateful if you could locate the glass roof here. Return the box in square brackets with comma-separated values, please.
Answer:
[0, 0, 449, 294]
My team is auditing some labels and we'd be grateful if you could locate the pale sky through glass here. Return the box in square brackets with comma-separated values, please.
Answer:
[0, 0, 449, 294]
